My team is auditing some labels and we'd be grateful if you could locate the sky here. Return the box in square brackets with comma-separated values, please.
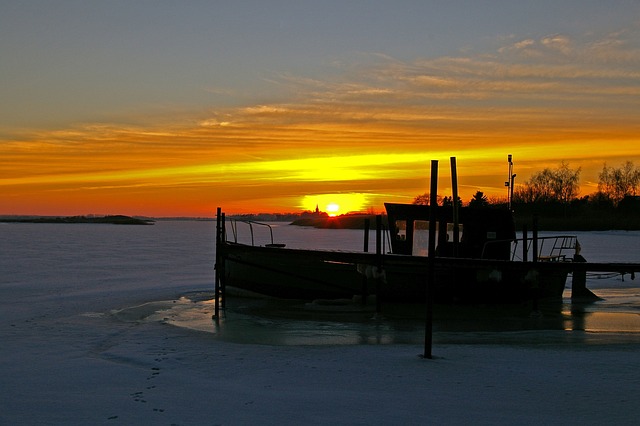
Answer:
[2, 1, 640, 217]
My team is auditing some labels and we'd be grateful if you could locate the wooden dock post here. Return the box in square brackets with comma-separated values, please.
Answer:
[375, 215, 382, 313]
[424, 160, 438, 359]
[571, 242, 601, 300]
[220, 212, 226, 309]
[532, 215, 539, 263]
[522, 224, 528, 262]
[361, 218, 370, 304]
[450, 157, 460, 257]
[363, 218, 370, 253]
[213, 207, 222, 320]
[531, 215, 539, 311]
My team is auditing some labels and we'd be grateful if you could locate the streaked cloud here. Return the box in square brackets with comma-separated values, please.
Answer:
[2, 27, 640, 215]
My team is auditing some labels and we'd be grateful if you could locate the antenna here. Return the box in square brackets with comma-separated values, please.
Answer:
[505, 154, 516, 210]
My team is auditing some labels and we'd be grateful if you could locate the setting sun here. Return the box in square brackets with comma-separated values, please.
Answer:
[300, 193, 369, 216]
[326, 203, 340, 216]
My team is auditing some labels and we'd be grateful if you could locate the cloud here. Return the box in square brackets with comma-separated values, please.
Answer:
[541, 34, 572, 54]
[3, 27, 640, 214]
[513, 39, 536, 50]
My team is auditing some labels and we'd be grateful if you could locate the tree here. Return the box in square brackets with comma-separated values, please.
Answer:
[585, 191, 615, 210]
[468, 191, 490, 208]
[598, 161, 640, 204]
[552, 161, 582, 204]
[412, 193, 430, 205]
[412, 193, 443, 206]
[442, 196, 463, 208]
[514, 161, 581, 204]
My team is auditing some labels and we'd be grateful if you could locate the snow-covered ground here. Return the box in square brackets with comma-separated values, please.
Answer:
[2, 222, 639, 425]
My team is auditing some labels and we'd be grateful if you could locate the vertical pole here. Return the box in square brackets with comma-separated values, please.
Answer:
[361, 218, 370, 304]
[531, 216, 539, 311]
[221, 212, 226, 309]
[424, 160, 438, 359]
[532, 215, 539, 263]
[214, 207, 221, 320]
[450, 157, 459, 257]
[522, 224, 528, 262]
[375, 215, 382, 313]
[363, 218, 370, 253]
[510, 155, 516, 212]
[510, 173, 516, 210]
[507, 154, 513, 211]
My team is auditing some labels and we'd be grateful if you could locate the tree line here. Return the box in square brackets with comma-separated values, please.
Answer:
[413, 161, 640, 230]
[512, 160, 640, 206]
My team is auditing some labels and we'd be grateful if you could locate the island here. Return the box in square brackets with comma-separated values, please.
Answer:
[0, 215, 154, 225]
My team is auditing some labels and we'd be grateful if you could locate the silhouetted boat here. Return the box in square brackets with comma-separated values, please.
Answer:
[217, 203, 590, 304]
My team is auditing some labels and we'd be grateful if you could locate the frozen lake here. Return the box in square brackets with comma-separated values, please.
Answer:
[3, 220, 638, 346]
[2, 220, 640, 424]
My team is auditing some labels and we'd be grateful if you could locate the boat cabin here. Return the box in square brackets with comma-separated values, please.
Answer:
[384, 203, 516, 260]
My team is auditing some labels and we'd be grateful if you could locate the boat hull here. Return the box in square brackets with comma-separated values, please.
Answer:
[223, 243, 365, 300]
[378, 258, 569, 303]
[221, 243, 570, 303]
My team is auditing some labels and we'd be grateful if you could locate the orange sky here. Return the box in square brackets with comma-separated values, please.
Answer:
[2, 4, 639, 217]
[3, 101, 638, 217]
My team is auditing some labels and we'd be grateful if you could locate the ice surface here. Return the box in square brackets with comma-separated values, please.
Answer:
[2, 222, 640, 424]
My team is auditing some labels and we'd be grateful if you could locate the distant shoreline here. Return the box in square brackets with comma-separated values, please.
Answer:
[3, 210, 638, 230]
[288, 213, 640, 231]
[0, 215, 154, 225]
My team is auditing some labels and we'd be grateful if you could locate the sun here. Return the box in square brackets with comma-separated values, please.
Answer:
[300, 193, 369, 216]
[326, 203, 340, 216]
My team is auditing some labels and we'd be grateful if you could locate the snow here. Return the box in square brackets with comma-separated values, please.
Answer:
[2, 222, 640, 425]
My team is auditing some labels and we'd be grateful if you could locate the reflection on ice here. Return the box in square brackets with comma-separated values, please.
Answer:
[565, 311, 640, 333]
[117, 289, 640, 346]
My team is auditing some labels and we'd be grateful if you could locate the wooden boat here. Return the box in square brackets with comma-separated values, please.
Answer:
[217, 203, 586, 304]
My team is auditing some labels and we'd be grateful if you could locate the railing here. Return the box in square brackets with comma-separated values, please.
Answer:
[534, 235, 577, 262]
[482, 235, 578, 262]
[228, 219, 279, 247]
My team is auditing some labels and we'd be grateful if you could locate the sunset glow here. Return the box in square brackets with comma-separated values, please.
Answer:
[326, 204, 340, 216]
[300, 193, 368, 216]
[2, 3, 639, 217]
